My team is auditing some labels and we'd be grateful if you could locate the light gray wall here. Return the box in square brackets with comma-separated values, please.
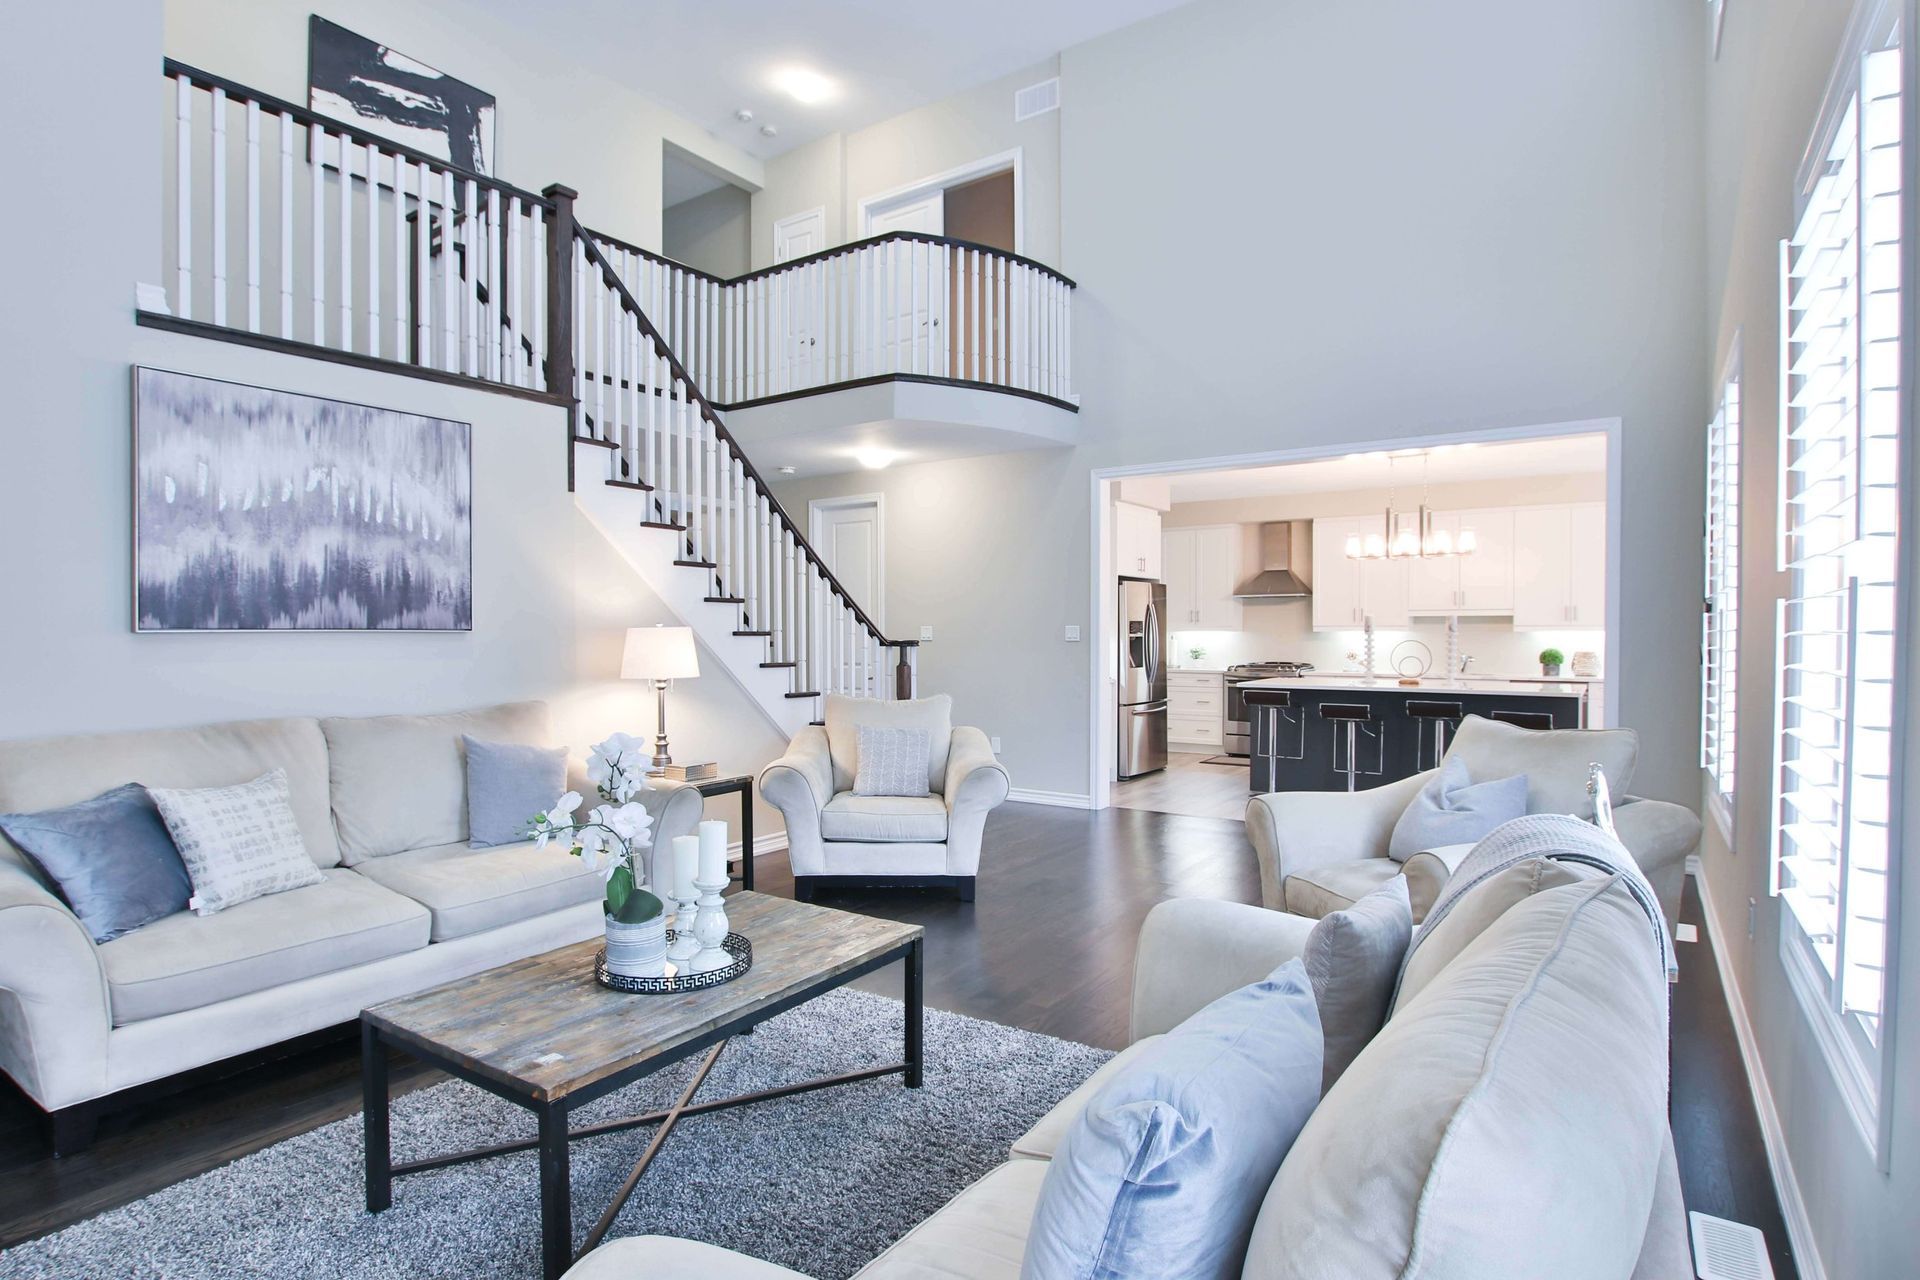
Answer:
[0, 4, 787, 841]
[779, 0, 1707, 807]
[1696, 2, 1920, 1277]
[663, 185, 752, 279]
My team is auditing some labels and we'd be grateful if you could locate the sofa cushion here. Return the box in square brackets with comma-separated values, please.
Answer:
[149, 768, 326, 916]
[856, 1159, 1045, 1280]
[1304, 878, 1412, 1094]
[465, 736, 569, 849]
[321, 702, 552, 863]
[353, 839, 605, 941]
[1392, 854, 1591, 1014]
[824, 694, 953, 796]
[0, 716, 341, 872]
[1244, 876, 1670, 1280]
[1011, 1035, 1163, 1161]
[1399, 841, 1475, 923]
[853, 726, 933, 798]
[1387, 755, 1527, 861]
[0, 784, 192, 943]
[565, 1237, 812, 1280]
[98, 867, 429, 1024]
[1282, 858, 1401, 920]
[819, 793, 949, 843]
[1444, 714, 1637, 821]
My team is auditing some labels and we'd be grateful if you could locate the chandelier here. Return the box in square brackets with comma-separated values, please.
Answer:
[1344, 452, 1479, 560]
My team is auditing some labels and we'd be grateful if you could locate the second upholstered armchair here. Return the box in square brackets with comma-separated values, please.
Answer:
[759, 694, 1010, 901]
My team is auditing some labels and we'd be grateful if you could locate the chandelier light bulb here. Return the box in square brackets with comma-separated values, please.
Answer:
[1458, 527, 1478, 555]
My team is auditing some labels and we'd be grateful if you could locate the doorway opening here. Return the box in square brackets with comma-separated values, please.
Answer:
[1092, 422, 1620, 818]
[857, 150, 1023, 250]
[809, 494, 886, 628]
[661, 143, 754, 278]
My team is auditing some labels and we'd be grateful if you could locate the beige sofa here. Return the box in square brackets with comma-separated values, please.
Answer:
[565, 852, 1690, 1279]
[0, 700, 703, 1153]
[1246, 716, 1701, 929]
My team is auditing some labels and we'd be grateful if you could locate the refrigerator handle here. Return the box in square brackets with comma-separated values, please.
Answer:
[1130, 702, 1169, 715]
[1144, 599, 1163, 686]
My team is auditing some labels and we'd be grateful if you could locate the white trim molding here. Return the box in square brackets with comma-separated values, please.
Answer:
[1006, 786, 1094, 809]
[808, 492, 887, 630]
[857, 148, 1025, 253]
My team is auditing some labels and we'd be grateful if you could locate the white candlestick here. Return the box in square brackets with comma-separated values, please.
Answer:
[698, 819, 729, 885]
[671, 834, 699, 901]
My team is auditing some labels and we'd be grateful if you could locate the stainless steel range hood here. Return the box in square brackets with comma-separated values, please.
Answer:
[1232, 521, 1311, 599]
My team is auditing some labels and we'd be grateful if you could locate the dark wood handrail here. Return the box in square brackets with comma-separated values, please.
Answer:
[587, 224, 1076, 290]
[574, 231, 915, 652]
[163, 58, 556, 213]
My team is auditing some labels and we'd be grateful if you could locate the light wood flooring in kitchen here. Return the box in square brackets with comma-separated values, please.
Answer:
[1111, 750, 1253, 820]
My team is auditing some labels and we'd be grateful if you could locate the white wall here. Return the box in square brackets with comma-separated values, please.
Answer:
[1696, 1, 1920, 1277]
[163, 0, 765, 251]
[663, 185, 752, 279]
[780, 0, 1707, 807]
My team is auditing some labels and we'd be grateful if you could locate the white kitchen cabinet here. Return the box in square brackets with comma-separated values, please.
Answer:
[1161, 526, 1242, 630]
[1114, 501, 1162, 579]
[1169, 672, 1225, 746]
[1406, 508, 1515, 614]
[1311, 516, 1409, 630]
[1567, 502, 1606, 626]
[1512, 503, 1605, 628]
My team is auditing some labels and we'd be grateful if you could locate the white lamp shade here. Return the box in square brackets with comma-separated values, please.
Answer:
[622, 626, 700, 681]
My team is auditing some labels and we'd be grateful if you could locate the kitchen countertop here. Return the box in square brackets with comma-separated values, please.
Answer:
[1240, 675, 1589, 699]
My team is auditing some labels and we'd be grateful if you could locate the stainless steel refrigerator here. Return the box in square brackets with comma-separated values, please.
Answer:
[1117, 578, 1168, 779]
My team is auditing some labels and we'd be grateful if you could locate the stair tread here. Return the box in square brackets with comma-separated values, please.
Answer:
[640, 521, 687, 531]
[784, 691, 822, 699]
[605, 478, 653, 491]
[675, 559, 718, 569]
[705, 596, 747, 604]
[573, 435, 617, 450]
[733, 630, 772, 637]
[760, 661, 796, 668]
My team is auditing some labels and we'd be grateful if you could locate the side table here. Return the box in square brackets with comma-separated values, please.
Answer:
[694, 773, 755, 890]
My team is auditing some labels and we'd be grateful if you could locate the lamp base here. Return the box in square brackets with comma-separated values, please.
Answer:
[652, 679, 672, 768]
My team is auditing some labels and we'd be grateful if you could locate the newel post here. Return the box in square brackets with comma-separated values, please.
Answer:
[542, 184, 578, 401]
[895, 647, 915, 700]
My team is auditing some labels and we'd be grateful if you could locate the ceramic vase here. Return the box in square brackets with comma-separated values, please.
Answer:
[603, 888, 667, 978]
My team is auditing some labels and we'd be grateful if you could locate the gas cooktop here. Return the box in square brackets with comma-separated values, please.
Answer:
[1226, 661, 1316, 678]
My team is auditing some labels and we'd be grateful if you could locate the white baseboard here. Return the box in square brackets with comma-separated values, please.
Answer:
[1688, 859, 1827, 1280]
[730, 834, 786, 860]
[1006, 787, 1095, 809]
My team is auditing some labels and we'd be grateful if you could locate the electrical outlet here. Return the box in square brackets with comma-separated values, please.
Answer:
[990, 736, 1002, 754]
[920, 625, 934, 642]
[1747, 898, 1757, 938]
[1064, 625, 1082, 642]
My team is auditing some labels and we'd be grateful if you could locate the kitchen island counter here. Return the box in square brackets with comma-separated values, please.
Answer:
[1243, 675, 1592, 700]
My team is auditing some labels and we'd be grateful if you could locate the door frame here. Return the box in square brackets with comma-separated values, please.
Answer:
[808, 492, 888, 629]
[772, 206, 827, 264]
[1087, 417, 1625, 811]
[856, 148, 1024, 252]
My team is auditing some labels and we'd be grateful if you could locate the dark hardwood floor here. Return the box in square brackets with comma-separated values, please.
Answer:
[0, 802, 1794, 1277]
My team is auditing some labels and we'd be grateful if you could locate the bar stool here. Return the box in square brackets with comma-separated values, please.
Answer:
[1251, 691, 1306, 793]
[1406, 699, 1465, 771]
[1492, 708, 1556, 731]
[1319, 702, 1381, 792]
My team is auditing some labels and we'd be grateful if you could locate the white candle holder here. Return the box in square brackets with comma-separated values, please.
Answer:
[667, 885, 703, 969]
[689, 875, 731, 973]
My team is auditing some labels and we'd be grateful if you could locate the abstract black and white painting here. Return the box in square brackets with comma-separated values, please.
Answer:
[308, 16, 495, 176]
[133, 368, 472, 632]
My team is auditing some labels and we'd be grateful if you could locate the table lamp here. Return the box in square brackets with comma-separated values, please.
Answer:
[622, 625, 700, 768]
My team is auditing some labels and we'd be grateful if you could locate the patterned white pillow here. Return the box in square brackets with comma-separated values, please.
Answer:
[148, 769, 324, 916]
[853, 727, 933, 798]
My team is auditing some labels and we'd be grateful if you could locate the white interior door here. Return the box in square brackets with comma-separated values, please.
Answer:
[867, 195, 945, 374]
[773, 207, 825, 263]
[812, 497, 884, 692]
[773, 209, 826, 388]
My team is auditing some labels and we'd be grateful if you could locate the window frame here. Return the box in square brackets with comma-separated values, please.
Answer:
[1702, 335, 1742, 839]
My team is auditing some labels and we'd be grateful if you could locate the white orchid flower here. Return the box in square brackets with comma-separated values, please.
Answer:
[544, 791, 582, 825]
[604, 802, 654, 845]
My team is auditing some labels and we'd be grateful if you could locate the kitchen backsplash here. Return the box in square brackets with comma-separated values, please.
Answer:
[1169, 608, 1604, 678]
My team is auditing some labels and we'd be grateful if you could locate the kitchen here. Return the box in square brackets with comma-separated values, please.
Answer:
[1110, 436, 1610, 819]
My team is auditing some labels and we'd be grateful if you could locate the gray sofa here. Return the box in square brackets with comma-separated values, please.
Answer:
[1245, 715, 1701, 929]
[0, 700, 703, 1152]
[563, 852, 1689, 1278]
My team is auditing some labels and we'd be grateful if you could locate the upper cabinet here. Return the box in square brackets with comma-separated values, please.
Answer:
[1162, 526, 1242, 631]
[1406, 508, 1515, 614]
[1511, 502, 1605, 628]
[1311, 515, 1410, 630]
[1114, 501, 1162, 579]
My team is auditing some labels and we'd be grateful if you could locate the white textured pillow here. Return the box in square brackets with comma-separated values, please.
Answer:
[148, 768, 323, 916]
[853, 726, 933, 798]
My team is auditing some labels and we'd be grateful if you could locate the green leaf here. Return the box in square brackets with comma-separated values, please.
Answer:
[605, 864, 635, 916]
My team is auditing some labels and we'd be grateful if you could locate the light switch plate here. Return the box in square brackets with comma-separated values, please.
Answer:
[1064, 625, 1082, 641]
[920, 625, 934, 642]
[990, 736, 1002, 753]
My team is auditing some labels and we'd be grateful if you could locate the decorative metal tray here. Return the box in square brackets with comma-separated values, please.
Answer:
[594, 930, 752, 994]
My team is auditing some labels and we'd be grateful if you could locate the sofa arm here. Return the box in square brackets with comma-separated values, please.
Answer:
[634, 780, 705, 892]
[759, 726, 834, 876]
[0, 861, 112, 1111]
[1130, 898, 1316, 1042]
[1612, 797, 1702, 932]
[1244, 770, 1429, 909]
[943, 727, 1009, 877]
[564, 1235, 814, 1279]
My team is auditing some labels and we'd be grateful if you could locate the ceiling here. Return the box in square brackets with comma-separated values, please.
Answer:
[1166, 435, 1609, 504]
[461, 0, 1202, 161]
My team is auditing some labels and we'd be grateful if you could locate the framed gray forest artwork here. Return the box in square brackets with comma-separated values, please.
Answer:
[133, 368, 473, 632]
[307, 16, 496, 178]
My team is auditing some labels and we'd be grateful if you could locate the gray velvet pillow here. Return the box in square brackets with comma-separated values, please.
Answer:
[852, 726, 932, 798]
[0, 783, 192, 943]
[465, 736, 569, 848]
[1304, 876, 1413, 1094]
[1387, 755, 1527, 861]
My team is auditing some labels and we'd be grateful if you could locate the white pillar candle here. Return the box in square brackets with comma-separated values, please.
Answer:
[698, 818, 729, 885]
[672, 834, 699, 900]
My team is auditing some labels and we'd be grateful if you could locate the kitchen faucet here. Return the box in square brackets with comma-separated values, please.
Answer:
[1459, 654, 1475, 675]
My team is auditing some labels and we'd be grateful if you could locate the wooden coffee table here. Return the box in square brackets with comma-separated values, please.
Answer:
[360, 891, 925, 1280]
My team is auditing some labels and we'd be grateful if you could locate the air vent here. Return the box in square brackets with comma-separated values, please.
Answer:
[1014, 77, 1060, 122]
[1688, 1212, 1774, 1280]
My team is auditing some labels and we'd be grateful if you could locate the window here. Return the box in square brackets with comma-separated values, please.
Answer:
[1702, 345, 1741, 824]
[1772, 0, 1903, 1160]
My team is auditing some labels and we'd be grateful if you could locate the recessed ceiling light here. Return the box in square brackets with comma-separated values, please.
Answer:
[854, 447, 896, 471]
[760, 124, 779, 138]
[777, 465, 797, 475]
[771, 66, 836, 105]
[735, 108, 755, 123]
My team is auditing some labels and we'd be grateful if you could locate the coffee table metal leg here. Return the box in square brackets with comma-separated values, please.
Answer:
[538, 1104, 573, 1280]
[905, 937, 924, 1088]
[740, 782, 754, 890]
[362, 1021, 391, 1213]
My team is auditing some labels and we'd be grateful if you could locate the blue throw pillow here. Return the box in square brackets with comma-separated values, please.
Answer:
[1387, 754, 1528, 862]
[465, 735, 570, 848]
[1021, 958, 1323, 1280]
[0, 784, 191, 943]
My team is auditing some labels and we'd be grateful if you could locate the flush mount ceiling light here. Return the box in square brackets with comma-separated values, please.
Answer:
[760, 124, 779, 138]
[771, 66, 836, 105]
[853, 447, 897, 471]
[735, 108, 755, 123]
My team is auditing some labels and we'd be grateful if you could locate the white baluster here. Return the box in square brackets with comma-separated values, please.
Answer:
[531, 206, 547, 386]
[461, 179, 479, 373]
[1062, 276, 1072, 397]
[311, 124, 327, 344]
[244, 100, 260, 332]
[414, 162, 433, 367]
[506, 197, 523, 385]
[441, 169, 459, 371]
[278, 113, 293, 336]
[339, 132, 353, 351]
[486, 188, 502, 381]
[392, 146, 407, 360]
[595, 256, 608, 438]
[364, 142, 380, 359]
[209, 87, 225, 326]
[571, 238, 586, 406]
[174, 75, 192, 321]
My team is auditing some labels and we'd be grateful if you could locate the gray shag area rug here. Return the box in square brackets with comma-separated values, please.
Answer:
[1, 990, 1109, 1280]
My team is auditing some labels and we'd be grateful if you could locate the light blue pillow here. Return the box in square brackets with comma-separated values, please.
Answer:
[465, 735, 569, 849]
[1387, 754, 1527, 862]
[1021, 958, 1323, 1280]
[0, 784, 191, 942]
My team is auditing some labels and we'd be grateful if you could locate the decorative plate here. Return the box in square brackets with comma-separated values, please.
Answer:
[594, 930, 752, 994]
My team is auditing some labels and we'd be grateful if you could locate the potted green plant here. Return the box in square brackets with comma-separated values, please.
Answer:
[1539, 647, 1565, 678]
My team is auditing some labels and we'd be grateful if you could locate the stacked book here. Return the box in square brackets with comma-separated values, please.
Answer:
[658, 761, 718, 782]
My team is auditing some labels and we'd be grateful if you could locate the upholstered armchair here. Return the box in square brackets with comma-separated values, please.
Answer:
[759, 694, 1010, 901]
[1245, 715, 1700, 929]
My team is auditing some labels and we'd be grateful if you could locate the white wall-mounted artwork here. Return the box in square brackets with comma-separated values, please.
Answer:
[133, 368, 473, 632]
[307, 16, 496, 178]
